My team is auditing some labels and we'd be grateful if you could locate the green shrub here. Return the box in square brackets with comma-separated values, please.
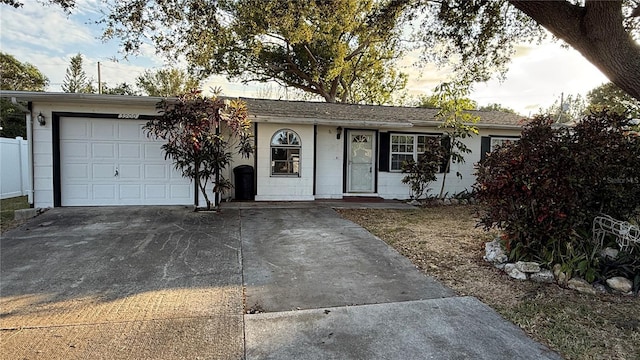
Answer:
[475, 111, 640, 278]
[401, 137, 446, 200]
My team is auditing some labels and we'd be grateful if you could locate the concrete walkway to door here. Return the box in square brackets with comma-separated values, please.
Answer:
[240, 205, 561, 360]
[0, 203, 561, 359]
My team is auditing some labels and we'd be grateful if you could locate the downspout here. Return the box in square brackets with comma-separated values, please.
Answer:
[12, 98, 34, 206]
[215, 121, 220, 209]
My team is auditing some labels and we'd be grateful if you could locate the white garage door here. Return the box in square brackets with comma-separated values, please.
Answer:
[60, 117, 194, 206]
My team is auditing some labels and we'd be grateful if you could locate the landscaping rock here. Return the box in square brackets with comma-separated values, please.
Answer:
[530, 270, 555, 283]
[552, 264, 569, 286]
[483, 239, 508, 266]
[493, 262, 507, 270]
[515, 261, 541, 273]
[593, 283, 609, 294]
[567, 278, 596, 295]
[459, 199, 469, 205]
[600, 247, 619, 260]
[450, 199, 459, 205]
[407, 199, 421, 206]
[557, 272, 569, 286]
[606, 277, 633, 293]
[443, 199, 451, 206]
[504, 263, 528, 280]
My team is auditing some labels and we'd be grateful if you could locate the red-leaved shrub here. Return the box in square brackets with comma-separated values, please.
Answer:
[475, 112, 640, 278]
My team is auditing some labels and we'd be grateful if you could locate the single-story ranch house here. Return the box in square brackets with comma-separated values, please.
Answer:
[1, 91, 524, 208]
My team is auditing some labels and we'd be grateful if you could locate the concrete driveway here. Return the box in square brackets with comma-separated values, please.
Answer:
[1, 205, 561, 359]
[1, 206, 244, 359]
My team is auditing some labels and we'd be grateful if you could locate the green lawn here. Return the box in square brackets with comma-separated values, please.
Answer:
[1, 196, 29, 232]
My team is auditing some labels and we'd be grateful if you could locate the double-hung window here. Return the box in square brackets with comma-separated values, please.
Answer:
[390, 134, 443, 171]
[480, 136, 520, 161]
[490, 137, 518, 151]
[271, 129, 301, 176]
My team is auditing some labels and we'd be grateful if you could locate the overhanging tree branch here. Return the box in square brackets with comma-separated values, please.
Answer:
[508, 0, 640, 100]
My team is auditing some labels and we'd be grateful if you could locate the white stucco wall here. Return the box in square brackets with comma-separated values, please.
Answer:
[377, 136, 479, 199]
[314, 125, 344, 199]
[313, 125, 520, 201]
[254, 122, 315, 201]
[376, 127, 520, 200]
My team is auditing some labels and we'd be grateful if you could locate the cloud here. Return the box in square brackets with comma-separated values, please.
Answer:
[0, 2, 94, 53]
[512, 44, 536, 59]
[470, 41, 608, 115]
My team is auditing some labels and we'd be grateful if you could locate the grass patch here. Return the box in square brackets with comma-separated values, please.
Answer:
[1, 196, 29, 232]
[337, 206, 640, 360]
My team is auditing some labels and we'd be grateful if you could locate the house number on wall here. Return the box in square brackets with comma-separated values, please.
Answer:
[118, 114, 140, 119]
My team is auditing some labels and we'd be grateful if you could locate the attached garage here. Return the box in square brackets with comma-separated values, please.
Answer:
[0, 92, 207, 208]
[57, 115, 193, 206]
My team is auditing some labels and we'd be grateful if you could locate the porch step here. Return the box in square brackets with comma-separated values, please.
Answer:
[342, 196, 384, 202]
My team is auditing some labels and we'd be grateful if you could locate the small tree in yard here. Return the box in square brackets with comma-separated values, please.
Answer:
[475, 111, 640, 282]
[144, 90, 253, 211]
[431, 82, 479, 199]
[401, 137, 445, 200]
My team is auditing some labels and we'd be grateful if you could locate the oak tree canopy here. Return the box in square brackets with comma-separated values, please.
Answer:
[5, 0, 640, 102]
[101, 0, 409, 104]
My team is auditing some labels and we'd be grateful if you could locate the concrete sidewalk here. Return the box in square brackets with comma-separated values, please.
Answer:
[0, 205, 561, 359]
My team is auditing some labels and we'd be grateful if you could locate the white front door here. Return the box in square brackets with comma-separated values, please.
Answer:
[347, 130, 376, 193]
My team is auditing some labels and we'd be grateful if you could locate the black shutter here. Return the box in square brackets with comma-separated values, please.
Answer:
[379, 132, 390, 172]
[480, 136, 491, 162]
[440, 135, 451, 173]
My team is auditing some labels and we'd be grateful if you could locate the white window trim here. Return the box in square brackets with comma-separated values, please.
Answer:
[270, 129, 301, 177]
[389, 133, 442, 172]
[490, 136, 519, 151]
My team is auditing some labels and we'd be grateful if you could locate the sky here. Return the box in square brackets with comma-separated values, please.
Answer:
[0, 0, 610, 116]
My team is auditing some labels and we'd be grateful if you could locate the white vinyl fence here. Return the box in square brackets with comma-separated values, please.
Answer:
[1, 137, 29, 199]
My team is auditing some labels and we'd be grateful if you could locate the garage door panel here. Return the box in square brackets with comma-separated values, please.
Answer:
[92, 143, 116, 158]
[65, 185, 89, 200]
[144, 164, 166, 179]
[60, 117, 193, 206]
[144, 143, 163, 159]
[120, 184, 142, 200]
[118, 143, 141, 159]
[63, 142, 90, 159]
[93, 184, 116, 200]
[118, 123, 144, 140]
[171, 184, 191, 198]
[145, 184, 167, 199]
[119, 164, 141, 179]
[170, 168, 185, 179]
[93, 164, 116, 179]
[91, 120, 117, 139]
[62, 122, 89, 139]
[63, 164, 89, 180]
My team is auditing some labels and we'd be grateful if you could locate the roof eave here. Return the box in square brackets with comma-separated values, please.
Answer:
[252, 115, 414, 128]
[0, 90, 171, 105]
[410, 120, 522, 130]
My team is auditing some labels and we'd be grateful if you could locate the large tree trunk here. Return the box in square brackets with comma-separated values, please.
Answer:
[508, 0, 640, 101]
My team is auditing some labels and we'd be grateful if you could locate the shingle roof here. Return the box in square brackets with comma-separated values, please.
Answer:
[0, 91, 526, 129]
[241, 98, 526, 129]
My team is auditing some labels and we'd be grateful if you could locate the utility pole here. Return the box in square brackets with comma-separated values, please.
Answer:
[97, 62, 102, 94]
[557, 92, 564, 123]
